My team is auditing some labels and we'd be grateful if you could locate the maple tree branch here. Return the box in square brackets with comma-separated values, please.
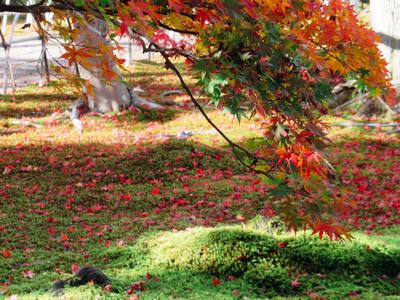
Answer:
[144, 46, 198, 60]
[156, 21, 198, 35]
[135, 39, 276, 178]
[0, 1, 65, 13]
[0, 0, 104, 14]
[310, 40, 358, 74]
[114, 20, 199, 60]
[124, 26, 274, 174]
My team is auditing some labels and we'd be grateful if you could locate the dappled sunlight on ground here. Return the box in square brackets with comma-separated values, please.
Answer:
[1, 61, 400, 299]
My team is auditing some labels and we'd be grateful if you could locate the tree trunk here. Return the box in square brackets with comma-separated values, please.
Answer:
[74, 17, 161, 113]
[371, 0, 400, 81]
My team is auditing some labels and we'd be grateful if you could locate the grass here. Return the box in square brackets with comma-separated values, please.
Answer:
[1, 61, 400, 299]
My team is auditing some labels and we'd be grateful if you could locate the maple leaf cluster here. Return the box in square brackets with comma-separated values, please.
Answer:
[45, 0, 396, 239]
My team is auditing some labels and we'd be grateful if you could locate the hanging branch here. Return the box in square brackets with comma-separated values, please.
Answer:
[156, 21, 198, 35]
[160, 55, 275, 178]
[128, 32, 277, 179]
[123, 27, 277, 177]
[0, 1, 62, 13]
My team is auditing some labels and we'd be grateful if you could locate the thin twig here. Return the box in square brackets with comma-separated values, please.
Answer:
[138, 38, 276, 178]
[144, 46, 199, 60]
[156, 21, 198, 35]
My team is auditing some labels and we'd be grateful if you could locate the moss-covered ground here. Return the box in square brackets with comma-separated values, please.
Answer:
[1, 61, 399, 299]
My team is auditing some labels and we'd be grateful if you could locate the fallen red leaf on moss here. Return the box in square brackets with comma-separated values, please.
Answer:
[2, 249, 12, 258]
[212, 278, 221, 286]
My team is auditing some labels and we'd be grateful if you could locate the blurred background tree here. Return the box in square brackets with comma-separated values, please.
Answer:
[370, 0, 400, 82]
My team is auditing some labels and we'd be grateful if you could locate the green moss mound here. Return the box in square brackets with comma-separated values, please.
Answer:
[7, 225, 400, 299]
[103, 225, 400, 297]
[126, 227, 400, 276]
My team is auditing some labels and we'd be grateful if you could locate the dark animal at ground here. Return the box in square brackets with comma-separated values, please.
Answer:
[52, 266, 111, 295]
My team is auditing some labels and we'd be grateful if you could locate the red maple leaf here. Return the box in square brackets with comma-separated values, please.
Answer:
[22, 270, 35, 278]
[277, 242, 287, 249]
[151, 187, 161, 195]
[60, 232, 68, 242]
[128, 281, 146, 294]
[71, 263, 80, 274]
[212, 278, 221, 286]
[120, 193, 132, 201]
[291, 279, 301, 288]
[2, 249, 12, 258]
[119, 15, 131, 37]
[241, 0, 257, 19]
[196, 9, 215, 26]
[47, 155, 56, 165]
[60, 47, 93, 66]
[168, 0, 184, 13]
[47, 227, 57, 234]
